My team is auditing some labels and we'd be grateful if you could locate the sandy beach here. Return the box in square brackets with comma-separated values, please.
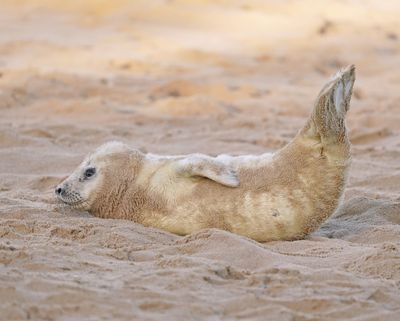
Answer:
[0, 1, 399, 320]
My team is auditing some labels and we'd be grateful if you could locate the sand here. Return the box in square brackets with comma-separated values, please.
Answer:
[0, 1, 399, 320]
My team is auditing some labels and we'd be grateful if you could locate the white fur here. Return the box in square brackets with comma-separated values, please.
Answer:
[176, 155, 239, 187]
[93, 141, 130, 158]
[334, 80, 345, 114]
[332, 65, 355, 115]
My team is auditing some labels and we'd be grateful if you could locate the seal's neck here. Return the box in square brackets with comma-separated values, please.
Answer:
[89, 176, 131, 219]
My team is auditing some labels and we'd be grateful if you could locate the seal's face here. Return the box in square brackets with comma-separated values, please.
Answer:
[55, 158, 103, 210]
[55, 141, 131, 211]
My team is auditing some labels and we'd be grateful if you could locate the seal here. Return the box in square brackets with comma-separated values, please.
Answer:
[55, 66, 355, 242]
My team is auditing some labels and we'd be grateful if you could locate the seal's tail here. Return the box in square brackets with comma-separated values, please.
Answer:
[300, 65, 355, 161]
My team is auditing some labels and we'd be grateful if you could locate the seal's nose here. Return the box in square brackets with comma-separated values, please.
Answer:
[55, 186, 63, 195]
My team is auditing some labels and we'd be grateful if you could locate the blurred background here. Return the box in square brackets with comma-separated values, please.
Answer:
[0, 0, 399, 196]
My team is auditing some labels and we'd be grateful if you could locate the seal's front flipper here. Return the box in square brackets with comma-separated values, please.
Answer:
[175, 155, 240, 187]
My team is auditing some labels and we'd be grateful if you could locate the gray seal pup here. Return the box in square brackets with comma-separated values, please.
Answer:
[56, 66, 355, 242]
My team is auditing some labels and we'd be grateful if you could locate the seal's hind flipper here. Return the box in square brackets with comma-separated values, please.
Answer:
[333, 65, 355, 115]
[322, 64, 355, 116]
[174, 155, 240, 187]
[301, 65, 355, 144]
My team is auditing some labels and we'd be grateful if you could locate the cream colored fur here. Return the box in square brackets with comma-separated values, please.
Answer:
[56, 66, 356, 242]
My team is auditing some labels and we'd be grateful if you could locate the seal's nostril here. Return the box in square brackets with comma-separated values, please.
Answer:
[55, 187, 62, 195]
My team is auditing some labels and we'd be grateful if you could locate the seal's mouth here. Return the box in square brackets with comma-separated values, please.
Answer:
[55, 191, 87, 209]
[58, 197, 84, 206]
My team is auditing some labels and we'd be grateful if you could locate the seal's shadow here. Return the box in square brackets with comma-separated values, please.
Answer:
[314, 197, 400, 239]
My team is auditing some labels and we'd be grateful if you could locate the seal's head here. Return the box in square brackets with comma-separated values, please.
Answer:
[55, 141, 140, 211]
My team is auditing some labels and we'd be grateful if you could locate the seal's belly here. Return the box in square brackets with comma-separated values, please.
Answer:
[155, 190, 303, 241]
[152, 158, 345, 242]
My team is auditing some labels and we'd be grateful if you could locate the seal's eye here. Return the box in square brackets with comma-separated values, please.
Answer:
[84, 167, 96, 179]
